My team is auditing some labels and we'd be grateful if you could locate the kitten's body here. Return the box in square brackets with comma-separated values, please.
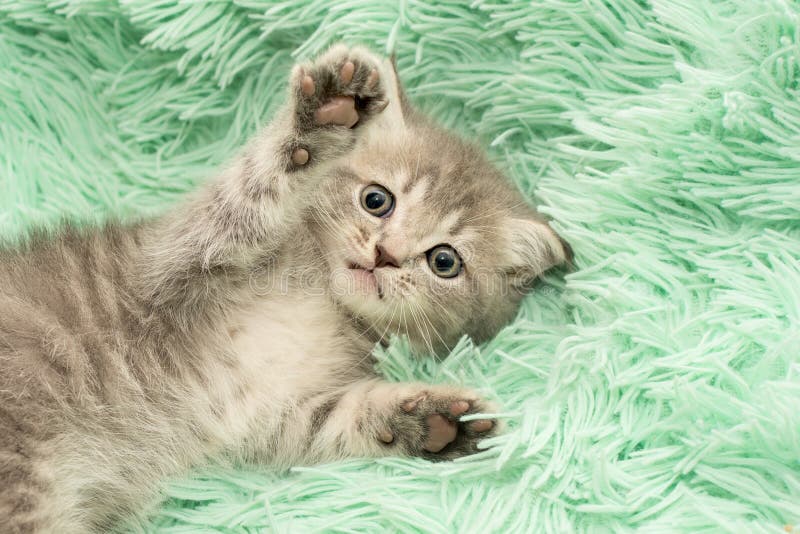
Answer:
[1, 225, 371, 530]
[0, 46, 569, 532]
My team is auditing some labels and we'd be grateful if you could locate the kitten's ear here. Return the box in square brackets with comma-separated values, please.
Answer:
[360, 54, 411, 141]
[504, 218, 573, 287]
[387, 54, 413, 118]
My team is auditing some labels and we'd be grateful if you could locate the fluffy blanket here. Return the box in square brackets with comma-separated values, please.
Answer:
[1, 1, 798, 532]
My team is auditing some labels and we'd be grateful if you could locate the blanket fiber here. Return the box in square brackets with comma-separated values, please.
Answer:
[2, 0, 799, 532]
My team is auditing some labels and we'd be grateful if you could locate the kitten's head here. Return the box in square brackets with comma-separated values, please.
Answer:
[310, 61, 571, 354]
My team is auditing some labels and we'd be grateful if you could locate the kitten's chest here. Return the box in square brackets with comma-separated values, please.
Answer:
[226, 291, 369, 401]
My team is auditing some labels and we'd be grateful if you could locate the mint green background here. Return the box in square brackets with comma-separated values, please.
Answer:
[1, 1, 798, 532]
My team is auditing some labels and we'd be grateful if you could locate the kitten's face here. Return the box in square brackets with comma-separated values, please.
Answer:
[311, 124, 570, 354]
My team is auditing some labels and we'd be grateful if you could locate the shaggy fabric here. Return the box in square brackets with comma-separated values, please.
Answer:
[2, 1, 799, 532]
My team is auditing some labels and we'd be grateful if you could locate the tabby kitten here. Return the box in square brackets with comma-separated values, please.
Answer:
[0, 45, 570, 532]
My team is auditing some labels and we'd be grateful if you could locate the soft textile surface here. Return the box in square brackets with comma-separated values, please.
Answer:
[2, 1, 799, 532]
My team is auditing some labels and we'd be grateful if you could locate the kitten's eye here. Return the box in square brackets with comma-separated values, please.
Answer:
[360, 184, 394, 218]
[426, 245, 462, 278]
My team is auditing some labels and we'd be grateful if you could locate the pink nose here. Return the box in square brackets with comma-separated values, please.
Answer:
[375, 245, 400, 269]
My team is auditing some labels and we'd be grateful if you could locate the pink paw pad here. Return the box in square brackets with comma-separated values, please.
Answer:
[378, 429, 394, 444]
[450, 400, 470, 416]
[402, 393, 426, 413]
[301, 74, 315, 96]
[424, 414, 457, 453]
[340, 61, 355, 85]
[314, 96, 358, 127]
[468, 419, 494, 433]
[291, 148, 309, 165]
[366, 68, 379, 89]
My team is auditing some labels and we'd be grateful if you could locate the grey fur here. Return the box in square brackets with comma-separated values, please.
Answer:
[0, 45, 569, 532]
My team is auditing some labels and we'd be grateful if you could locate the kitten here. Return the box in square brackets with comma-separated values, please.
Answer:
[0, 45, 571, 532]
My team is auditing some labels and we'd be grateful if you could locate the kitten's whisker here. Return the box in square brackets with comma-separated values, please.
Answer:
[311, 210, 346, 241]
[349, 298, 404, 370]
[407, 300, 435, 356]
[414, 301, 450, 354]
[427, 294, 461, 331]
[405, 303, 427, 354]
[399, 300, 408, 341]
[349, 292, 402, 350]
[374, 298, 401, 346]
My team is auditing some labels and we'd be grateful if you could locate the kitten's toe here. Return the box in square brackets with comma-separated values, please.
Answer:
[340, 60, 355, 85]
[468, 419, 495, 433]
[366, 68, 379, 89]
[301, 73, 315, 96]
[450, 400, 470, 416]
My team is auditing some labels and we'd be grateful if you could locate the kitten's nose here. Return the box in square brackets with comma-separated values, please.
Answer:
[374, 244, 400, 269]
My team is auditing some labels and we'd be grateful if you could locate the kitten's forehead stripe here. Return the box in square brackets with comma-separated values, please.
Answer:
[401, 175, 430, 210]
[449, 211, 471, 237]
[402, 159, 439, 195]
[428, 210, 465, 243]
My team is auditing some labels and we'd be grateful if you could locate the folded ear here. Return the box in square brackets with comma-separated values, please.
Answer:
[505, 217, 572, 288]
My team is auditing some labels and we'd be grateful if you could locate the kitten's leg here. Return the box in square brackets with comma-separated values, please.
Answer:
[301, 380, 498, 462]
[139, 45, 388, 315]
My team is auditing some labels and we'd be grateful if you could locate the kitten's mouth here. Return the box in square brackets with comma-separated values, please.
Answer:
[346, 261, 383, 299]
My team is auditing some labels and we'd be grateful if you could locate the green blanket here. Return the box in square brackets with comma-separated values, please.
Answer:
[2, 1, 798, 532]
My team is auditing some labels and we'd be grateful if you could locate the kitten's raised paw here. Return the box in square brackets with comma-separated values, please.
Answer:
[292, 44, 387, 131]
[381, 389, 497, 461]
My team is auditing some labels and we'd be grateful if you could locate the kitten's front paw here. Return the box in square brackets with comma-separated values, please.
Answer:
[289, 45, 388, 165]
[380, 388, 498, 461]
